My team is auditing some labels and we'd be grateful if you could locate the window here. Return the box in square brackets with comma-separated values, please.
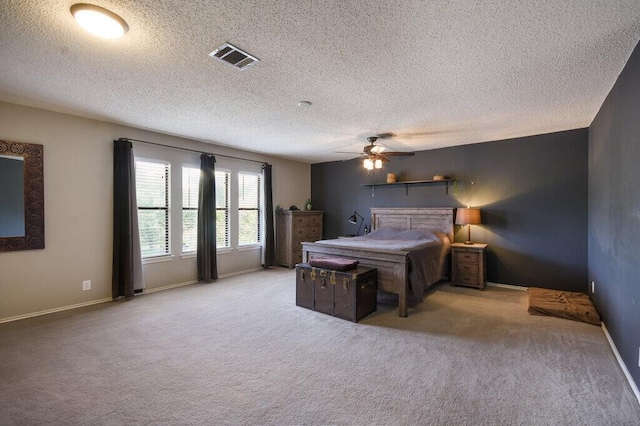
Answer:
[215, 170, 230, 248]
[182, 167, 230, 252]
[182, 167, 199, 253]
[238, 173, 261, 246]
[136, 160, 170, 258]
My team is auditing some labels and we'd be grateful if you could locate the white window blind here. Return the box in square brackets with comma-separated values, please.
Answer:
[182, 167, 199, 253]
[215, 170, 230, 248]
[238, 173, 261, 246]
[182, 167, 230, 252]
[136, 160, 170, 258]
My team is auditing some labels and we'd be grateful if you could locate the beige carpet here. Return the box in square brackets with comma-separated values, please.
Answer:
[0, 269, 638, 425]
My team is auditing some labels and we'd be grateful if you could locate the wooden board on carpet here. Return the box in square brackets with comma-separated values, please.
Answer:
[527, 287, 601, 326]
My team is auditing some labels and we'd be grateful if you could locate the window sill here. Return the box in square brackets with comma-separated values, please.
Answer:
[142, 255, 175, 264]
[238, 245, 261, 252]
[181, 248, 233, 258]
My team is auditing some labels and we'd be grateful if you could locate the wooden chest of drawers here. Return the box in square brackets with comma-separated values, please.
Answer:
[276, 210, 323, 268]
[451, 243, 488, 289]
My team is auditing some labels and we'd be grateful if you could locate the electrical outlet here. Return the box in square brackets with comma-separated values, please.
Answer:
[591, 281, 595, 293]
[82, 280, 91, 291]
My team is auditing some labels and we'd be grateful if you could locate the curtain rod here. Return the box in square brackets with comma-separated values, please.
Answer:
[121, 138, 268, 165]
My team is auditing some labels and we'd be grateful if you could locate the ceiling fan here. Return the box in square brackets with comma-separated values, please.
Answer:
[336, 134, 415, 170]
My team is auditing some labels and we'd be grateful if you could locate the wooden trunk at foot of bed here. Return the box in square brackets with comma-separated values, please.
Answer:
[301, 207, 455, 317]
[301, 243, 410, 316]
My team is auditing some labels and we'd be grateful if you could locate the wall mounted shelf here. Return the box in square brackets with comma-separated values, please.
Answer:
[362, 179, 455, 197]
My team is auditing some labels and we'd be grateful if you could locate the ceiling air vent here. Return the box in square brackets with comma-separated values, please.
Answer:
[209, 43, 259, 71]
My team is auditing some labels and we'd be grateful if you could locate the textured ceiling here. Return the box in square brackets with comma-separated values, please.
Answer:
[1, 1, 639, 163]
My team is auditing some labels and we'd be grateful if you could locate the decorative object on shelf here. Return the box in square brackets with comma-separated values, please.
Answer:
[455, 207, 481, 244]
[433, 174, 445, 181]
[275, 205, 283, 212]
[305, 199, 312, 211]
[289, 205, 299, 211]
[386, 173, 397, 183]
[347, 211, 365, 236]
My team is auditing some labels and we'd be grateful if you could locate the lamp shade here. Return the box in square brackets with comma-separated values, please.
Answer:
[347, 211, 364, 235]
[455, 208, 481, 225]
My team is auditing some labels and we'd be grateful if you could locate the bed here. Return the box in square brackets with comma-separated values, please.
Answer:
[301, 207, 455, 317]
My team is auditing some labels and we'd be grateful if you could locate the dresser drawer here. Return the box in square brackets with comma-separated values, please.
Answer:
[455, 263, 478, 274]
[293, 214, 322, 227]
[456, 251, 479, 263]
[293, 227, 321, 241]
[293, 226, 307, 238]
[306, 226, 322, 240]
[456, 273, 480, 286]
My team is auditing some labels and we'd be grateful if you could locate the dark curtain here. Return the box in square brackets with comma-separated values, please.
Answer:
[197, 154, 218, 282]
[112, 139, 144, 299]
[262, 163, 276, 268]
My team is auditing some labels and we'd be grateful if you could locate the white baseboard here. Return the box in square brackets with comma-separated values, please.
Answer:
[142, 279, 198, 294]
[143, 268, 264, 293]
[601, 322, 640, 407]
[218, 267, 263, 279]
[487, 282, 528, 291]
[0, 297, 113, 324]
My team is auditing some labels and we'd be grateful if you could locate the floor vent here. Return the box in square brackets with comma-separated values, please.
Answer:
[209, 43, 259, 71]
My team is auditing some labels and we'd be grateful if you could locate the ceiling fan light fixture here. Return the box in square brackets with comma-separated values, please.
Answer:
[71, 3, 129, 39]
[374, 158, 382, 169]
[363, 158, 374, 170]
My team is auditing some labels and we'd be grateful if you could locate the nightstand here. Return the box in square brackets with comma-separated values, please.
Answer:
[451, 243, 488, 290]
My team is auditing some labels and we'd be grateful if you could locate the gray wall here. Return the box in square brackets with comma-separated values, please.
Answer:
[312, 129, 588, 291]
[589, 40, 640, 386]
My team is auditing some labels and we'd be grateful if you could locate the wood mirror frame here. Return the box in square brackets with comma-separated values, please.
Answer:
[0, 140, 45, 251]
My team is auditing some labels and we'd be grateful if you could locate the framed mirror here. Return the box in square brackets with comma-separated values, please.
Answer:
[0, 140, 44, 251]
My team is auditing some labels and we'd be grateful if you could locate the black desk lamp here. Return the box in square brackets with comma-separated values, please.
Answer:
[347, 211, 364, 236]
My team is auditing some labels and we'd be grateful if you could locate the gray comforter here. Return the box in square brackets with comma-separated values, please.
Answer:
[313, 228, 450, 299]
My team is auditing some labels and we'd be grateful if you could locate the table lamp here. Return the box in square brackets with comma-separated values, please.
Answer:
[455, 207, 481, 244]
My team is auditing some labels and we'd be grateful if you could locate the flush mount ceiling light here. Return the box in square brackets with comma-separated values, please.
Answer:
[70, 3, 129, 39]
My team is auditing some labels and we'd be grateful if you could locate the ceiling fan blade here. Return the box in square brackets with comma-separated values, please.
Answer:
[334, 151, 364, 154]
[381, 151, 415, 157]
[377, 154, 390, 163]
[371, 145, 385, 154]
[376, 132, 396, 139]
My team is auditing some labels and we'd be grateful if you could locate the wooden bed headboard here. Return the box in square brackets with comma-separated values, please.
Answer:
[370, 207, 455, 243]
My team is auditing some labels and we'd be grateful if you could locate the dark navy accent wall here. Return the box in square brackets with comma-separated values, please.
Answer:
[312, 129, 588, 291]
[589, 40, 640, 386]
